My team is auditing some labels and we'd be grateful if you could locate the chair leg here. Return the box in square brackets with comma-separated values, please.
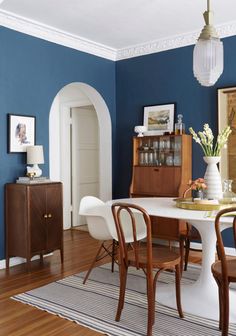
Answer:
[213, 275, 223, 330]
[175, 264, 184, 318]
[83, 242, 104, 284]
[146, 275, 155, 336]
[179, 237, 184, 274]
[221, 283, 230, 336]
[184, 238, 190, 271]
[111, 239, 117, 273]
[116, 263, 128, 322]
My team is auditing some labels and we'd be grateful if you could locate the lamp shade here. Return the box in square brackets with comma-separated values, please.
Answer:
[193, 0, 224, 87]
[27, 145, 44, 164]
[193, 37, 223, 87]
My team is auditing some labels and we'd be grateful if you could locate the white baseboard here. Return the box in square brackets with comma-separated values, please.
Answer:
[0, 254, 52, 270]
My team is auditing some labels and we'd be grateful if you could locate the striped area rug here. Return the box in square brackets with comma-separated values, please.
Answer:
[12, 264, 236, 336]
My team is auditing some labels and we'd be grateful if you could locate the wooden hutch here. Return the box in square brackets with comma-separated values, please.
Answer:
[130, 134, 192, 240]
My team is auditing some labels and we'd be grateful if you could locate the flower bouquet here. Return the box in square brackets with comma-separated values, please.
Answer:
[189, 124, 232, 200]
[189, 124, 231, 156]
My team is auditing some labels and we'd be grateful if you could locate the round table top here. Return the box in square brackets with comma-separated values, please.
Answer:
[108, 197, 232, 223]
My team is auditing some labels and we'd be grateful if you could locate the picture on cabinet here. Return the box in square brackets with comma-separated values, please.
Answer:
[143, 103, 175, 135]
[8, 114, 36, 153]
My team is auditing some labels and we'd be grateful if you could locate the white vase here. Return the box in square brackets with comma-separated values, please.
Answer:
[203, 156, 223, 200]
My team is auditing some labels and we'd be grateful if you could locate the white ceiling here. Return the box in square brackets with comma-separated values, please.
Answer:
[0, 0, 236, 60]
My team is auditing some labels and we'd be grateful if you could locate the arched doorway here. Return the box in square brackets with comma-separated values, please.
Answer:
[49, 82, 112, 229]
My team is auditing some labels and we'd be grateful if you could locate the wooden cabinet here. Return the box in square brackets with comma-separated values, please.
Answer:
[130, 134, 192, 239]
[5, 182, 64, 270]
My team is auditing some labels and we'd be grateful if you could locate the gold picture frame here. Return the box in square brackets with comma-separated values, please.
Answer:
[218, 86, 236, 192]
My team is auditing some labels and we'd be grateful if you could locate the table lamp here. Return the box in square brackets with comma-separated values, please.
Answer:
[26, 145, 44, 177]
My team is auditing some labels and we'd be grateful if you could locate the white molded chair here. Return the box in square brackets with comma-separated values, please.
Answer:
[79, 196, 117, 284]
[79, 196, 147, 284]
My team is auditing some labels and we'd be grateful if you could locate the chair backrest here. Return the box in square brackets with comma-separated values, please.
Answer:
[214, 206, 236, 281]
[111, 202, 150, 270]
[79, 196, 105, 214]
[79, 196, 112, 240]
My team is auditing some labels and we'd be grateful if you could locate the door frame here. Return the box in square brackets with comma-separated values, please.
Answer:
[49, 83, 112, 230]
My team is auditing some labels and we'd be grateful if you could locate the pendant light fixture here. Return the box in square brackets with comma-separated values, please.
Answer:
[193, 0, 223, 87]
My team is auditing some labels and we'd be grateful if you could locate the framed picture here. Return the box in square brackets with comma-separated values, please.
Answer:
[217, 86, 236, 191]
[8, 114, 36, 153]
[143, 103, 175, 135]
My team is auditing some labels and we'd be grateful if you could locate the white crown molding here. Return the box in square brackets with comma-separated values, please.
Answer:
[0, 9, 235, 61]
[116, 21, 236, 60]
[0, 9, 117, 61]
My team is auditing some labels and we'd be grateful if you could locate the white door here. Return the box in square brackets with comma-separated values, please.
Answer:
[71, 106, 99, 226]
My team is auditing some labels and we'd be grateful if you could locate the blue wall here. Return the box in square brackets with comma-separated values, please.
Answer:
[0, 27, 236, 259]
[115, 35, 236, 199]
[0, 27, 116, 260]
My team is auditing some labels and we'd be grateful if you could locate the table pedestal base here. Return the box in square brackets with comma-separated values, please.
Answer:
[156, 281, 236, 323]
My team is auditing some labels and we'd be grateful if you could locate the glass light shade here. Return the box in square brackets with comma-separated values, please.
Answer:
[193, 37, 223, 87]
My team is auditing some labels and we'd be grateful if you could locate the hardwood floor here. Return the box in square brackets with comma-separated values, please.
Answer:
[0, 229, 202, 336]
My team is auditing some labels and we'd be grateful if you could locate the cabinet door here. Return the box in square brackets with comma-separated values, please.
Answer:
[132, 166, 181, 196]
[132, 167, 161, 194]
[29, 186, 47, 253]
[46, 183, 63, 251]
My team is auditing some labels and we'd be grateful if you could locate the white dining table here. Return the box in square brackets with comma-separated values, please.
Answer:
[108, 197, 236, 322]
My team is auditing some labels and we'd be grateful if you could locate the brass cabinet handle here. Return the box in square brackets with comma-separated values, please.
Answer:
[48, 213, 52, 218]
[44, 214, 48, 219]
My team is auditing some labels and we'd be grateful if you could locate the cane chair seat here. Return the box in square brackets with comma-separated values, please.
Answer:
[212, 259, 236, 283]
[127, 245, 181, 269]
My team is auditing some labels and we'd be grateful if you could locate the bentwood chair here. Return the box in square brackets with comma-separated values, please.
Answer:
[112, 202, 184, 336]
[211, 207, 236, 336]
[79, 196, 117, 284]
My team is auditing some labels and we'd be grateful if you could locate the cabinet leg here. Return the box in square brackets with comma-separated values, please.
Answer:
[60, 248, 64, 264]
[6, 256, 9, 270]
[40, 253, 43, 264]
[26, 257, 31, 272]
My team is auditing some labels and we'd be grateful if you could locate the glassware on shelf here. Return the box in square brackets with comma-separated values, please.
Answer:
[174, 154, 181, 166]
[139, 152, 144, 165]
[221, 179, 236, 203]
[153, 140, 158, 149]
[175, 114, 185, 135]
[166, 154, 173, 166]
[159, 152, 165, 165]
[144, 151, 149, 165]
[148, 151, 154, 165]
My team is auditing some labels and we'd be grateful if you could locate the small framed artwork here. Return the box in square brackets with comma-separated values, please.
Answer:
[143, 103, 175, 135]
[8, 114, 36, 153]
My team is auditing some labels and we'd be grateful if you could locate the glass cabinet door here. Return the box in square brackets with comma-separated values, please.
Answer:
[137, 135, 182, 167]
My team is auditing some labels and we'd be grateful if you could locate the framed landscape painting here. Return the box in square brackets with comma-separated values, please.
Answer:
[143, 103, 175, 135]
[8, 114, 36, 153]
